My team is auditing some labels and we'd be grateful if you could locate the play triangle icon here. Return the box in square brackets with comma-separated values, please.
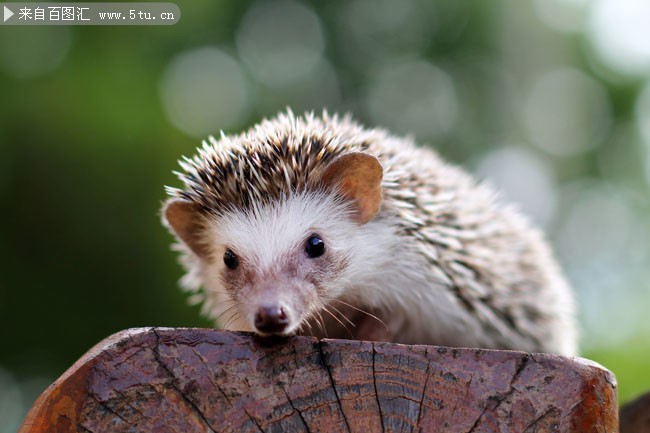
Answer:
[4, 6, 14, 22]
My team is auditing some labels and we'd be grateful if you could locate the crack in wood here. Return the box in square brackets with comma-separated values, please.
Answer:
[151, 328, 219, 433]
[414, 353, 432, 431]
[317, 340, 352, 433]
[511, 354, 531, 386]
[112, 389, 146, 419]
[466, 403, 489, 433]
[56, 413, 96, 433]
[140, 384, 183, 433]
[112, 347, 146, 369]
[87, 393, 132, 425]
[568, 397, 585, 416]
[492, 354, 531, 409]
[76, 423, 96, 433]
[523, 406, 558, 432]
[466, 354, 532, 433]
[189, 346, 264, 433]
[372, 342, 386, 433]
[281, 387, 311, 433]
[381, 394, 435, 406]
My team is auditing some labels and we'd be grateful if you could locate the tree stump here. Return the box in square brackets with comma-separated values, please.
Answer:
[620, 392, 650, 433]
[19, 328, 618, 433]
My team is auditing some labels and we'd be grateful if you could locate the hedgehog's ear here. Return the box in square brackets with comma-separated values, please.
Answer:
[162, 199, 209, 257]
[321, 152, 383, 224]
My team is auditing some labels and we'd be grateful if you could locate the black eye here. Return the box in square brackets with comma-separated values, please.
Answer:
[223, 250, 239, 270]
[305, 235, 325, 258]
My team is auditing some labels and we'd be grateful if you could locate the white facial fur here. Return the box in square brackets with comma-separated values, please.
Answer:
[191, 188, 475, 343]
[199, 191, 370, 335]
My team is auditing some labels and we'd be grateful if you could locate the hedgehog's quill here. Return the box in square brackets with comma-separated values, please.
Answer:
[162, 110, 577, 355]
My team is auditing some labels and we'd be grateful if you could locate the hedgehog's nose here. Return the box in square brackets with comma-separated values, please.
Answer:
[254, 305, 289, 334]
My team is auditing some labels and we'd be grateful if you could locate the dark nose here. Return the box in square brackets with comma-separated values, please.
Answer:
[254, 305, 289, 334]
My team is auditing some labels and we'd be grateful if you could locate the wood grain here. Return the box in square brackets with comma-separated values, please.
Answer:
[19, 328, 619, 433]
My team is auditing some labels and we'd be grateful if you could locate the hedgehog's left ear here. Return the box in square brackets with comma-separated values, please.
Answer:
[162, 199, 209, 257]
[321, 152, 383, 224]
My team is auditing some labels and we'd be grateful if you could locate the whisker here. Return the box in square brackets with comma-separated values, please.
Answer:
[220, 314, 235, 330]
[315, 310, 328, 338]
[302, 318, 313, 334]
[326, 298, 389, 331]
[215, 303, 239, 324]
[207, 290, 234, 296]
[327, 304, 356, 328]
[222, 310, 242, 330]
[322, 306, 354, 339]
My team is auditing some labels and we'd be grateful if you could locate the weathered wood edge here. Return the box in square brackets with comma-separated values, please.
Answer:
[18, 327, 619, 433]
[18, 328, 155, 433]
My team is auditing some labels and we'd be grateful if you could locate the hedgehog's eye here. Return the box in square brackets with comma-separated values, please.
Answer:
[305, 235, 325, 258]
[223, 249, 239, 270]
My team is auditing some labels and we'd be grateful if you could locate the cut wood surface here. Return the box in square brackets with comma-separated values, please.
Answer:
[19, 328, 618, 433]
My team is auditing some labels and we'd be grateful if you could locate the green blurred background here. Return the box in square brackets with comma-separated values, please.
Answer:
[1, 0, 649, 429]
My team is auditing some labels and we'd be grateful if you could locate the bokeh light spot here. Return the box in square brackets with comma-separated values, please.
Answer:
[340, 0, 433, 59]
[588, 0, 650, 77]
[556, 183, 632, 266]
[533, 0, 588, 33]
[524, 67, 611, 156]
[160, 47, 250, 137]
[365, 59, 458, 142]
[554, 181, 649, 348]
[236, 0, 325, 88]
[476, 146, 558, 228]
[0, 26, 71, 79]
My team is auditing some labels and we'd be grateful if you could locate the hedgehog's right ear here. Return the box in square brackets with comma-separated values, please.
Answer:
[321, 152, 383, 224]
[162, 199, 209, 257]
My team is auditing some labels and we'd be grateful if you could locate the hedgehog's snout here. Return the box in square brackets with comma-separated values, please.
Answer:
[254, 303, 289, 334]
[244, 272, 319, 336]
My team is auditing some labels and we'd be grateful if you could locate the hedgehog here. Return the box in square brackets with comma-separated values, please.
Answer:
[162, 110, 577, 355]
